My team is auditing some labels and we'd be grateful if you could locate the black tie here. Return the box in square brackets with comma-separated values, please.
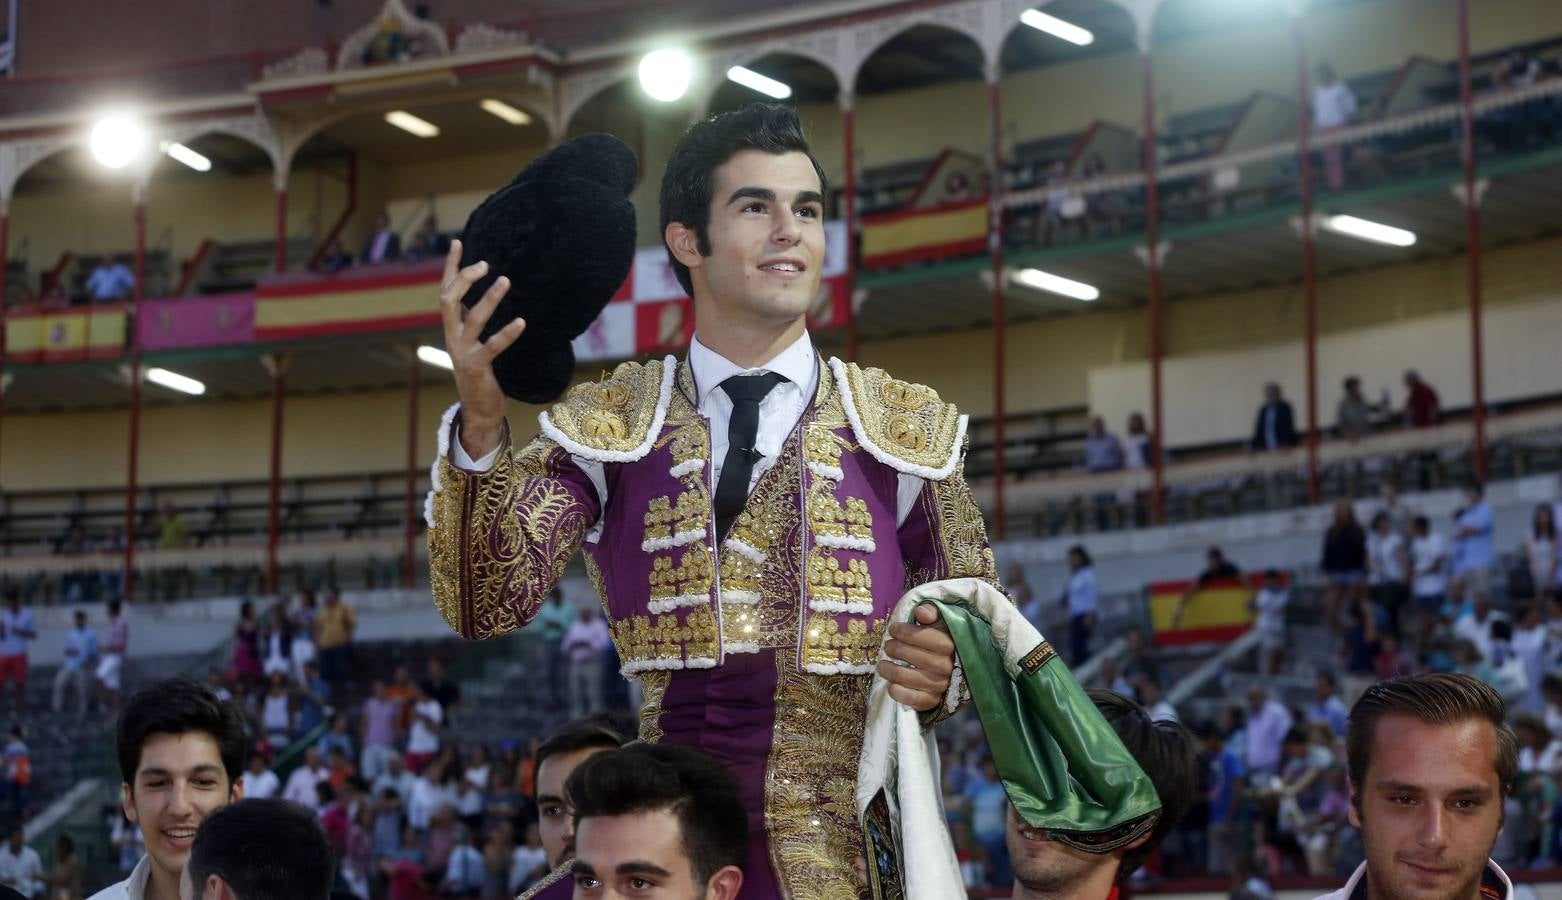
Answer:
[714, 372, 786, 541]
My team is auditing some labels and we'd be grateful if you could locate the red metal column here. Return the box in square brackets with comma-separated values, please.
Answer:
[403, 346, 419, 588]
[265, 356, 285, 596]
[988, 77, 1007, 540]
[1456, 0, 1487, 480]
[841, 101, 858, 362]
[123, 202, 147, 600]
[1140, 51, 1166, 524]
[1293, 11, 1321, 505]
[274, 188, 288, 274]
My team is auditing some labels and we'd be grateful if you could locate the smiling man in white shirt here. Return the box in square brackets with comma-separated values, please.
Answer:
[427, 103, 1012, 897]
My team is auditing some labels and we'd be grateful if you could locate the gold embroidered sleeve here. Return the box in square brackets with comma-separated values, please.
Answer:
[427, 420, 600, 640]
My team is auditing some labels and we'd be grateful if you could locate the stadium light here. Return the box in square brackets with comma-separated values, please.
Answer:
[639, 49, 692, 102]
[146, 367, 206, 396]
[480, 99, 532, 126]
[1321, 214, 1416, 247]
[89, 114, 149, 169]
[162, 141, 212, 172]
[726, 65, 791, 99]
[417, 345, 454, 370]
[385, 110, 440, 138]
[1012, 268, 1100, 301]
[1020, 8, 1095, 46]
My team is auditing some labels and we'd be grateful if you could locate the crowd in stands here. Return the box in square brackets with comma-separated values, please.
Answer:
[320, 213, 450, 275]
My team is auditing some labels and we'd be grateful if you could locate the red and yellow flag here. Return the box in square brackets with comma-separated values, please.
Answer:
[5, 305, 127, 363]
[1147, 574, 1283, 647]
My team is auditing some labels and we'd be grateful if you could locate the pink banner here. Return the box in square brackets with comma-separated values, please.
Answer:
[137, 295, 256, 350]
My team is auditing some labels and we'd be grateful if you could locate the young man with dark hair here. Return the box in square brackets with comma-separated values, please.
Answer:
[431, 102, 1008, 895]
[91, 678, 247, 900]
[177, 798, 334, 900]
[1006, 689, 1200, 900]
[565, 743, 746, 900]
[1316, 672, 1518, 900]
[530, 717, 626, 876]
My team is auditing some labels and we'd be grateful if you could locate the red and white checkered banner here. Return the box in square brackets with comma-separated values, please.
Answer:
[573, 220, 849, 362]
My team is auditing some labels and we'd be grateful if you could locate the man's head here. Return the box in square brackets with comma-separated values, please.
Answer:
[1008, 690, 1199, 894]
[534, 716, 626, 867]
[108, 599, 122, 619]
[116, 679, 247, 890]
[323, 586, 340, 606]
[1263, 382, 1281, 403]
[1316, 671, 1337, 701]
[1247, 684, 1267, 712]
[1413, 514, 1431, 537]
[568, 743, 746, 900]
[178, 799, 333, 900]
[1405, 369, 1422, 388]
[73, 610, 87, 629]
[661, 103, 828, 326]
[1206, 547, 1225, 568]
[1463, 479, 1484, 505]
[374, 213, 389, 231]
[1262, 567, 1283, 590]
[302, 746, 322, 772]
[6, 826, 21, 852]
[1346, 674, 1517, 900]
[1088, 417, 1105, 438]
[1344, 375, 1361, 396]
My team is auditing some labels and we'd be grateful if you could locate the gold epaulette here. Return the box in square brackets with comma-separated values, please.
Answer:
[538, 355, 676, 463]
[829, 358, 966, 480]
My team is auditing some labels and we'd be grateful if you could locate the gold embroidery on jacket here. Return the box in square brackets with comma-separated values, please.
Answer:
[839, 363, 961, 472]
[545, 359, 665, 454]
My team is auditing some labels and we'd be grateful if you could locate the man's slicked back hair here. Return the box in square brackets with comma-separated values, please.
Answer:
[567, 742, 747, 887]
[659, 101, 828, 297]
[533, 715, 625, 799]
[116, 677, 247, 789]
[1346, 673, 1518, 801]
[186, 798, 335, 900]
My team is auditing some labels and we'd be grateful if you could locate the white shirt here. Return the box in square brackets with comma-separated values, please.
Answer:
[1246, 699, 1294, 773]
[87, 854, 151, 900]
[283, 764, 326, 809]
[562, 617, 611, 664]
[242, 768, 280, 800]
[1146, 699, 1179, 723]
[1410, 532, 1448, 597]
[1367, 531, 1406, 585]
[408, 776, 456, 830]
[1253, 587, 1289, 633]
[407, 699, 443, 754]
[0, 843, 43, 897]
[0, 609, 37, 657]
[1455, 610, 1509, 662]
[453, 334, 928, 540]
[1313, 80, 1358, 129]
[443, 844, 486, 892]
[510, 845, 549, 893]
[1063, 567, 1097, 617]
[1314, 859, 1511, 900]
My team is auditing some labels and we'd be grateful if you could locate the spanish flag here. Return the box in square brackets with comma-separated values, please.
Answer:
[1148, 574, 1282, 647]
[860, 198, 990, 269]
[254, 264, 442, 342]
[5, 305, 127, 363]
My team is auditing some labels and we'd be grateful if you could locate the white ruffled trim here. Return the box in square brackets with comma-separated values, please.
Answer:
[721, 590, 761, 605]
[423, 402, 463, 528]
[828, 357, 966, 481]
[724, 641, 760, 655]
[640, 528, 706, 553]
[537, 355, 677, 463]
[810, 597, 875, 615]
[684, 656, 718, 669]
[722, 538, 767, 565]
[815, 533, 877, 553]
[805, 661, 877, 675]
[808, 461, 845, 481]
[621, 655, 717, 676]
[669, 458, 705, 479]
[647, 592, 709, 614]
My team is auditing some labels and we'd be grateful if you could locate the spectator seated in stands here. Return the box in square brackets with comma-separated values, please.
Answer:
[0, 825, 43, 899]
[320, 238, 354, 274]
[85, 255, 135, 304]
[361, 213, 402, 266]
[405, 215, 448, 262]
[1175, 546, 1242, 624]
[1249, 382, 1298, 453]
[1082, 416, 1125, 473]
[1005, 690, 1199, 900]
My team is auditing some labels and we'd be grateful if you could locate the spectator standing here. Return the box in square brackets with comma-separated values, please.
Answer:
[294, 659, 331, 739]
[1137, 676, 1179, 723]
[1307, 672, 1350, 737]
[52, 609, 98, 716]
[258, 672, 295, 749]
[1450, 481, 1496, 605]
[1249, 383, 1298, 452]
[1342, 599, 1381, 702]
[406, 681, 444, 774]
[1373, 633, 1417, 680]
[1334, 376, 1376, 439]
[360, 679, 403, 781]
[1, 728, 29, 816]
[1366, 511, 1409, 633]
[1408, 515, 1449, 622]
[426, 657, 460, 712]
[45, 833, 81, 900]
[1453, 594, 1508, 664]
[1251, 569, 1290, 676]
[1524, 504, 1559, 601]
[1176, 547, 1243, 627]
[314, 588, 356, 688]
[1402, 370, 1441, 428]
[534, 591, 574, 646]
[441, 828, 486, 897]
[1123, 412, 1155, 470]
[1060, 545, 1098, 665]
[241, 749, 279, 801]
[1243, 685, 1293, 778]
[1312, 62, 1358, 191]
[0, 593, 36, 714]
[282, 746, 329, 811]
[95, 600, 128, 708]
[561, 607, 611, 718]
[964, 758, 1011, 888]
[360, 213, 402, 265]
[372, 751, 417, 807]
[1512, 603, 1548, 714]
[84, 256, 135, 303]
[1320, 500, 1368, 630]
[1083, 417, 1125, 473]
[508, 824, 547, 895]
[1200, 722, 1246, 877]
[230, 601, 263, 687]
[259, 605, 294, 679]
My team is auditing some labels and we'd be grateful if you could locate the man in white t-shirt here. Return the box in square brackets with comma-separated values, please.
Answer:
[1409, 515, 1448, 617]
[560, 607, 611, 719]
[1454, 595, 1508, 664]
[281, 747, 328, 811]
[239, 751, 279, 801]
[405, 682, 443, 773]
[0, 593, 37, 714]
[1312, 61, 1358, 191]
[0, 826, 43, 898]
[1250, 569, 1290, 677]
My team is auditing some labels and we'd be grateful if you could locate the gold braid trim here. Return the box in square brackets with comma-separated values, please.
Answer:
[428, 431, 593, 641]
[834, 360, 964, 479]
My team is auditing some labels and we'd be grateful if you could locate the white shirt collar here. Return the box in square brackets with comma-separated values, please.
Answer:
[687, 331, 816, 409]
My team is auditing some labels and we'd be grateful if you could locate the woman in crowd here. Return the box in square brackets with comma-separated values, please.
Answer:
[1321, 500, 1368, 629]
[1525, 504, 1559, 601]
